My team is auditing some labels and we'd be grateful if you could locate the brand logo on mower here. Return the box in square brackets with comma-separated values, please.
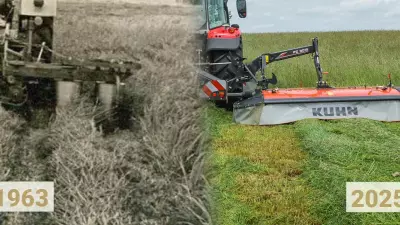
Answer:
[293, 48, 309, 55]
[278, 52, 287, 58]
[312, 107, 358, 117]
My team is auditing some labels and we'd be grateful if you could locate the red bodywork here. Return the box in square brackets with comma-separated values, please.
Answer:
[207, 26, 241, 39]
[262, 87, 400, 100]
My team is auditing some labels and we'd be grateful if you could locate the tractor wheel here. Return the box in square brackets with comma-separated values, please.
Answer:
[210, 41, 244, 110]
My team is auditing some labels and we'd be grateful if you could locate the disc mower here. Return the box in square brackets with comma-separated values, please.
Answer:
[0, 0, 141, 127]
[196, 0, 400, 125]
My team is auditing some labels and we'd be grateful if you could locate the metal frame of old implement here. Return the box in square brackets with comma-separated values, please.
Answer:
[0, 0, 141, 126]
[196, 0, 400, 125]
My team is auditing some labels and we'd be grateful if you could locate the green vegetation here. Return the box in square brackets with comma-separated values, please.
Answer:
[206, 106, 319, 225]
[243, 31, 400, 88]
[295, 119, 400, 225]
[208, 31, 400, 225]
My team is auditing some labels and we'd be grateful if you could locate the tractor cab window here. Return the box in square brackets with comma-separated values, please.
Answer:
[208, 0, 228, 29]
[195, 0, 207, 30]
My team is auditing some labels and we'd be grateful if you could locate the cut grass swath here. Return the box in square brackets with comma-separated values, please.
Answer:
[205, 106, 319, 225]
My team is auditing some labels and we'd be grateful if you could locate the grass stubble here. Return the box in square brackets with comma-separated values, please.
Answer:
[0, 1, 211, 225]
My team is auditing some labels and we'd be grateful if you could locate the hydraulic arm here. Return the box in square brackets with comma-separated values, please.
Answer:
[197, 37, 330, 102]
[245, 37, 329, 89]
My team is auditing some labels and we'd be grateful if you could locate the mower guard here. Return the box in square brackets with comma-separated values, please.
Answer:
[233, 87, 400, 125]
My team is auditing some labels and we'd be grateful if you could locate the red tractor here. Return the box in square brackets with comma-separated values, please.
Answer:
[196, 0, 252, 108]
[196, 0, 325, 109]
[196, 1, 400, 126]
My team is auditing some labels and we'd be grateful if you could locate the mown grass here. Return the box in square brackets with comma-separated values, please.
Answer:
[208, 31, 400, 225]
[205, 105, 319, 225]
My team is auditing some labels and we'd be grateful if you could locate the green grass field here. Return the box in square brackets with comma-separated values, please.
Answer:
[206, 31, 400, 225]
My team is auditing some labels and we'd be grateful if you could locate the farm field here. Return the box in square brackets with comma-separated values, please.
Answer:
[206, 31, 400, 225]
[0, 1, 209, 225]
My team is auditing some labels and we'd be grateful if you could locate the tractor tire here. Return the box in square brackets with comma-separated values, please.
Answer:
[210, 41, 244, 110]
[210, 42, 243, 85]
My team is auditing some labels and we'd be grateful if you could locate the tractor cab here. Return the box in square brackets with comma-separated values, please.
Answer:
[208, 0, 229, 29]
[197, 0, 247, 31]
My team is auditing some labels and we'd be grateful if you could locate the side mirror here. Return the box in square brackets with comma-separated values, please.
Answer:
[236, 0, 247, 18]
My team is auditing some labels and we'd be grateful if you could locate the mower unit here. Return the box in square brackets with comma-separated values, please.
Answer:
[234, 87, 400, 125]
[233, 38, 400, 125]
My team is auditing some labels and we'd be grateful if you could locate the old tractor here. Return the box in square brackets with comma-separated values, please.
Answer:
[0, 0, 140, 127]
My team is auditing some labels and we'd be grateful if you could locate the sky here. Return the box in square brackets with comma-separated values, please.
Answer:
[227, 0, 400, 33]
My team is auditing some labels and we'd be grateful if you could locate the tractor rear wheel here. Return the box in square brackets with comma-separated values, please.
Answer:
[210, 41, 244, 109]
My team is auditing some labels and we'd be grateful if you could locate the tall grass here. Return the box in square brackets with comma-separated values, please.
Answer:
[243, 31, 400, 88]
[0, 2, 210, 225]
[295, 119, 400, 225]
[0, 108, 25, 182]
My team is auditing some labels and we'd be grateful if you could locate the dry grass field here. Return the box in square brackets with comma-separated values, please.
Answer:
[0, 1, 209, 225]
